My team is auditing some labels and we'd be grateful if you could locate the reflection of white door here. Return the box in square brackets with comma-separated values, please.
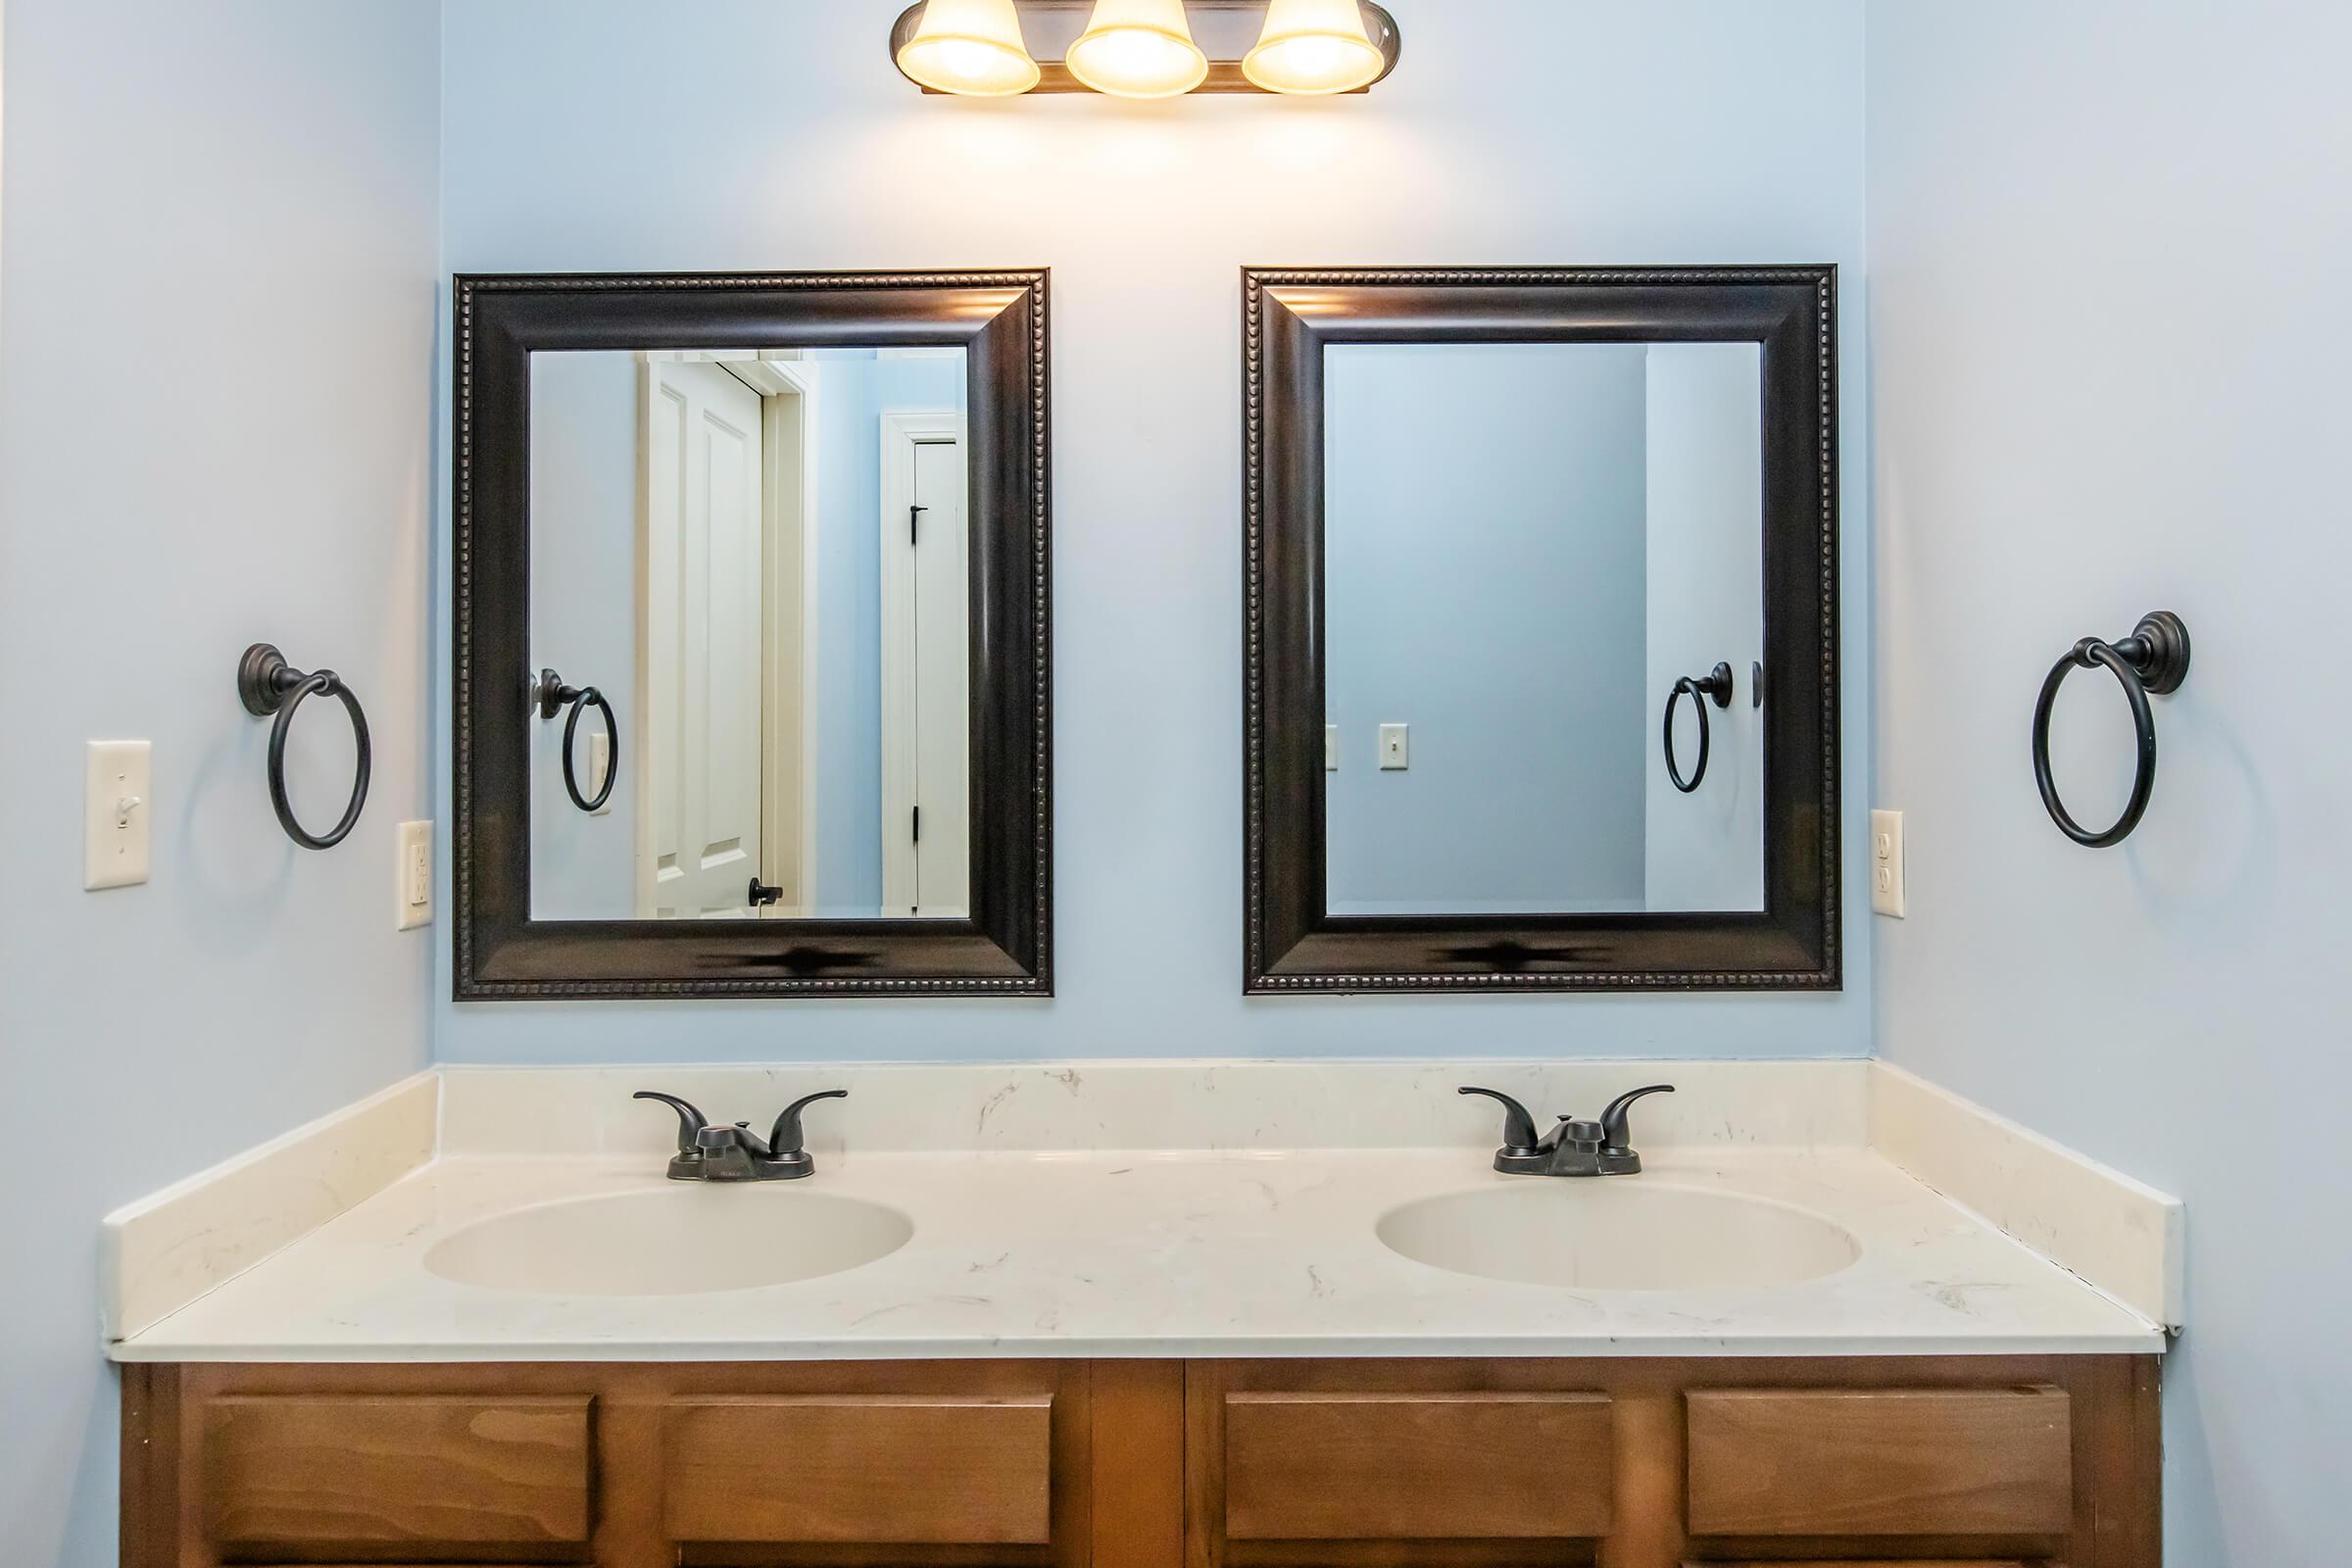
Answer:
[880, 414, 970, 917]
[639, 360, 766, 917]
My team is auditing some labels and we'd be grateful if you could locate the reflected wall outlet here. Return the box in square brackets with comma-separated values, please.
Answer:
[397, 820, 433, 930]
[84, 741, 152, 890]
[588, 730, 613, 815]
[1379, 723, 1409, 770]
[1871, 808, 1906, 918]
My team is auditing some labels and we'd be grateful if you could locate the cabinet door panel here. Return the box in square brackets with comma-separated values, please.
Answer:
[1687, 1387, 2073, 1538]
[1223, 1391, 1612, 1541]
[664, 1394, 1054, 1544]
[201, 1395, 594, 1558]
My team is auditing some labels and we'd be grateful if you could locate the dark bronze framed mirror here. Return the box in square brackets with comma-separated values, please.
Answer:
[1243, 266, 1838, 993]
[455, 270, 1050, 998]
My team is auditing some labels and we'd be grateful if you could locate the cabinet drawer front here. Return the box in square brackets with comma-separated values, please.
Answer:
[663, 1395, 1054, 1544]
[1687, 1388, 2073, 1538]
[201, 1395, 594, 1554]
[1223, 1392, 1612, 1540]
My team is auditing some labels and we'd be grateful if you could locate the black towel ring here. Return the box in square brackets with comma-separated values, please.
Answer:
[538, 668, 617, 813]
[2032, 610, 2191, 848]
[237, 643, 370, 851]
[1663, 662, 1735, 794]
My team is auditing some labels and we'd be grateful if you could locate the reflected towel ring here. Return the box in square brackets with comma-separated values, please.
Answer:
[537, 668, 617, 813]
[237, 643, 370, 851]
[1663, 662, 1735, 794]
[2032, 611, 2191, 848]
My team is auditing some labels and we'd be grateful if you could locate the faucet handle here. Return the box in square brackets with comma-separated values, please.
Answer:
[1597, 1084, 1676, 1152]
[700, 1121, 773, 1157]
[1458, 1087, 1543, 1157]
[768, 1090, 848, 1159]
[1558, 1117, 1606, 1152]
[634, 1091, 710, 1154]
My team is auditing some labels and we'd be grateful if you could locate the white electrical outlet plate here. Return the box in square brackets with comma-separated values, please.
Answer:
[1379, 723, 1409, 770]
[397, 820, 433, 930]
[84, 741, 152, 890]
[1871, 808, 1907, 918]
[1324, 725, 1339, 771]
[589, 730, 613, 814]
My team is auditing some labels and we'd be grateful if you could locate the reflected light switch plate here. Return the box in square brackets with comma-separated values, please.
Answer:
[1325, 725, 1339, 772]
[1379, 723, 1409, 770]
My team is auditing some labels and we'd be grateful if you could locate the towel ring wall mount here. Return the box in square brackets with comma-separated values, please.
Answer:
[2032, 610, 2191, 848]
[536, 667, 617, 813]
[1663, 662, 1736, 794]
[237, 643, 370, 851]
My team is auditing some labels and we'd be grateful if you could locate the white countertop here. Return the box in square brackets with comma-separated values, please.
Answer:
[111, 1143, 2162, 1362]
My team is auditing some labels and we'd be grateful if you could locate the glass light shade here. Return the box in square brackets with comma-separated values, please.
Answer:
[1067, 0, 1209, 98]
[897, 0, 1042, 96]
[1243, 0, 1386, 95]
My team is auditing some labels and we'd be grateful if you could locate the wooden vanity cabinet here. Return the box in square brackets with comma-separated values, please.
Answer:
[122, 1355, 2157, 1568]
[122, 1360, 1098, 1568]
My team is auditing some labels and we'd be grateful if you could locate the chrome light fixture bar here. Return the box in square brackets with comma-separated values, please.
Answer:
[891, 0, 1402, 96]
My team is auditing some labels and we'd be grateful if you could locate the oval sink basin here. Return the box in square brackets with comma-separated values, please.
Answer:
[423, 1189, 913, 1297]
[1376, 1184, 1858, 1292]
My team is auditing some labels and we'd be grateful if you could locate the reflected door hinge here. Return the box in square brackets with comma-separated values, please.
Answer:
[910, 503, 927, 545]
[912, 805, 921, 844]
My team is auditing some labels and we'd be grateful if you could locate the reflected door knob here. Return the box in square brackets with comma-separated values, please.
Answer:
[748, 878, 783, 908]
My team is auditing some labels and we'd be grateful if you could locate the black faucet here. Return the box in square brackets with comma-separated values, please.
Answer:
[634, 1089, 847, 1182]
[1458, 1084, 1675, 1177]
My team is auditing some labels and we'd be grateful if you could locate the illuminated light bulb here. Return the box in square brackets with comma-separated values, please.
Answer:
[1066, 0, 1209, 98]
[896, 0, 1042, 96]
[1244, 0, 1386, 95]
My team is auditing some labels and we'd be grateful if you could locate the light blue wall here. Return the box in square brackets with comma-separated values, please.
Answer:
[0, 4, 441, 1564]
[1324, 343, 1649, 914]
[1866, 5, 2352, 1561]
[436, 0, 1872, 1062]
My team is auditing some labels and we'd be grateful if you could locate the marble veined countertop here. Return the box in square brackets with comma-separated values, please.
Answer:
[111, 1144, 2161, 1361]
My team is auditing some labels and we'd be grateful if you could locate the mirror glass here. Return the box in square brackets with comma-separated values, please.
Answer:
[528, 347, 970, 920]
[1322, 341, 1765, 916]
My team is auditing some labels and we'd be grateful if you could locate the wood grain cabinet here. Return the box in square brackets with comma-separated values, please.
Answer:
[122, 1355, 2156, 1568]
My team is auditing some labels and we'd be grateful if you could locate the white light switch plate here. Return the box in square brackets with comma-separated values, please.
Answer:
[396, 820, 433, 930]
[84, 741, 152, 890]
[1379, 723, 1409, 770]
[1871, 808, 1906, 918]
[1324, 725, 1339, 771]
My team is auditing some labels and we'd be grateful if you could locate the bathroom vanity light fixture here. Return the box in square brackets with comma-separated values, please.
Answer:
[891, 0, 1402, 96]
[1242, 0, 1389, 93]
[1068, 0, 1209, 97]
[894, 0, 1045, 96]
